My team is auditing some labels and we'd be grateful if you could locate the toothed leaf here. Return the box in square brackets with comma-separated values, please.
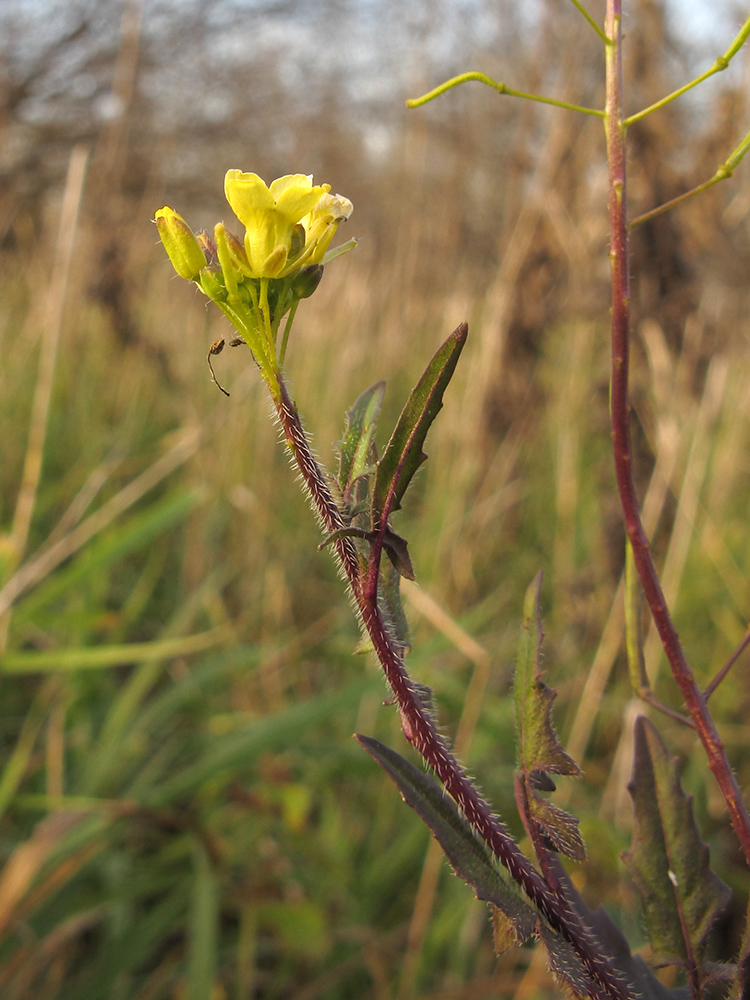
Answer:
[539, 923, 595, 999]
[491, 903, 536, 956]
[336, 381, 385, 496]
[356, 734, 536, 945]
[528, 798, 585, 862]
[372, 323, 467, 529]
[514, 573, 583, 859]
[515, 573, 579, 778]
[621, 717, 731, 966]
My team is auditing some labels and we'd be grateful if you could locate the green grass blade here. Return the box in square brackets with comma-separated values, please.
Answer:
[187, 840, 219, 1000]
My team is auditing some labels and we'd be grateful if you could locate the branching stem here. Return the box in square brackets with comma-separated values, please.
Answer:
[605, 0, 750, 867]
[272, 365, 632, 1000]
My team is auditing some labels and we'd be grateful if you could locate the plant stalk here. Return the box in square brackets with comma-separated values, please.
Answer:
[604, 0, 750, 866]
[272, 370, 632, 1000]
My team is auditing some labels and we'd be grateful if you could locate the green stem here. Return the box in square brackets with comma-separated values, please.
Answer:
[215, 301, 273, 380]
[567, 0, 611, 43]
[406, 71, 604, 118]
[259, 278, 276, 358]
[631, 128, 750, 228]
[279, 300, 299, 366]
[630, 172, 725, 228]
[625, 13, 750, 126]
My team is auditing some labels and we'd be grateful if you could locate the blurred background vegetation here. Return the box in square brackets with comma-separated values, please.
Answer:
[1, 0, 750, 996]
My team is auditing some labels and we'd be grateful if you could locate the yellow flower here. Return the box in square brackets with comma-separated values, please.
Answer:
[223, 170, 352, 278]
[302, 192, 354, 262]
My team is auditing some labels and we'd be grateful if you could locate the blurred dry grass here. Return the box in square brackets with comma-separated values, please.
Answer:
[1, 0, 750, 997]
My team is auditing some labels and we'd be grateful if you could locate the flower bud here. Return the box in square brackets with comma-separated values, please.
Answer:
[291, 264, 324, 300]
[289, 223, 306, 259]
[223, 228, 249, 270]
[155, 207, 206, 280]
[196, 231, 218, 267]
[198, 267, 227, 302]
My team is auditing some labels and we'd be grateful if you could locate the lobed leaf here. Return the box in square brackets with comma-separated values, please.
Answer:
[356, 734, 536, 946]
[515, 573, 579, 779]
[514, 573, 583, 860]
[527, 797, 585, 862]
[539, 922, 595, 999]
[371, 322, 467, 530]
[621, 716, 731, 968]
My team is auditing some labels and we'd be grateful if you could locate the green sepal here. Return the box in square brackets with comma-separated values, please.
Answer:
[336, 382, 386, 498]
[371, 323, 467, 530]
[514, 573, 584, 860]
[356, 734, 536, 946]
[621, 716, 731, 968]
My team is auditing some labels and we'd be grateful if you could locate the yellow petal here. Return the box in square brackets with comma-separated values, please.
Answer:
[224, 170, 273, 228]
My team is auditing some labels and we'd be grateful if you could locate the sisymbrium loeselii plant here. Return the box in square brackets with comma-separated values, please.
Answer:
[156, 3, 750, 996]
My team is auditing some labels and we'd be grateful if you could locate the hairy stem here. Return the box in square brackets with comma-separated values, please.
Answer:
[604, 0, 750, 866]
[272, 369, 632, 1000]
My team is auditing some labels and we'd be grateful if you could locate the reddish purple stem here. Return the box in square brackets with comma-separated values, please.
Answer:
[604, 0, 750, 865]
[272, 372, 632, 1000]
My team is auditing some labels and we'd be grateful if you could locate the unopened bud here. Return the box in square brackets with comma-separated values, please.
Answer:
[155, 207, 206, 280]
[223, 228, 249, 269]
[198, 267, 226, 302]
[196, 231, 218, 267]
[289, 223, 306, 259]
[291, 264, 324, 300]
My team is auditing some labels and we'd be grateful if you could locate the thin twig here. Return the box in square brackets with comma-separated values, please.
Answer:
[406, 71, 605, 118]
[624, 13, 750, 127]
[704, 627, 750, 702]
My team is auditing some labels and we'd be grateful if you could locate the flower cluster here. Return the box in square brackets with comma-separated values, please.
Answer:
[155, 171, 354, 388]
